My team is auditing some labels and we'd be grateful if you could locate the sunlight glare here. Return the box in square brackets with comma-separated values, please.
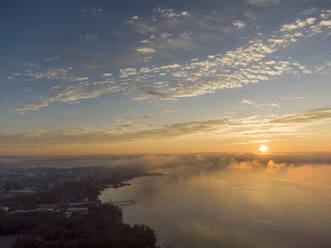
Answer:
[258, 145, 268, 153]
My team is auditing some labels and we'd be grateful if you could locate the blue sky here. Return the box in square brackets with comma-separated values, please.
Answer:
[0, 0, 330, 155]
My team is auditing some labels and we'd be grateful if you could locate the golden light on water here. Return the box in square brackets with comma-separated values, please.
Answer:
[258, 145, 268, 153]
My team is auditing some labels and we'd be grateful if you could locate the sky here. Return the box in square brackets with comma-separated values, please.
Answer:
[0, 0, 330, 155]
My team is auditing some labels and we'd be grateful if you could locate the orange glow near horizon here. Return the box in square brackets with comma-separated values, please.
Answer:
[1, 139, 331, 156]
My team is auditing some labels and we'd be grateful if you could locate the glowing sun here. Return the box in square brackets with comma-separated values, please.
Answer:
[258, 145, 268, 153]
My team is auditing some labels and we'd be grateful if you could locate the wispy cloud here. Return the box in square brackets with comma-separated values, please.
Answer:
[127, 17, 158, 34]
[10, 103, 49, 111]
[82, 8, 103, 16]
[156, 8, 191, 19]
[233, 20, 246, 29]
[136, 47, 156, 54]
[44, 57, 60, 62]
[79, 33, 98, 42]
[2, 108, 331, 148]
[242, 99, 258, 107]
[241, 99, 279, 108]
[247, 0, 280, 6]
[10, 80, 120, 111]
[9, 66, 88, 82]
[120, 68, 137, 78]
[102, 73, 113, 77]
[270, 108, 331, 123]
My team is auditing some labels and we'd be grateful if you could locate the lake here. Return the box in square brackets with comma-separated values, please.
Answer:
[99, 162, 331, 248]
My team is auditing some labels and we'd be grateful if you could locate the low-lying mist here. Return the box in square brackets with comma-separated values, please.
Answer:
[96, 153, 331, 248]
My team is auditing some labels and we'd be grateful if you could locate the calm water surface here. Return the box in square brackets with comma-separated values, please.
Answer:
[99, 164, 331, 248]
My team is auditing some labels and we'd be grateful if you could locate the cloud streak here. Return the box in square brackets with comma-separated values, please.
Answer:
[270, 108, 331, 123]
[247, 0, 280, 6]
[2, 108, 331, 149]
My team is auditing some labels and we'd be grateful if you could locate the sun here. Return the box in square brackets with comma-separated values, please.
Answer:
[258, 145, 268, 153]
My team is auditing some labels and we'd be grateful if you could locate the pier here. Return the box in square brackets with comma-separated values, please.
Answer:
[112, 200, 138, 207]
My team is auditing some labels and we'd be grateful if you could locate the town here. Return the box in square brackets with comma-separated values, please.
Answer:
[0, 166, 145, 216]
[0, 166, 160, 248]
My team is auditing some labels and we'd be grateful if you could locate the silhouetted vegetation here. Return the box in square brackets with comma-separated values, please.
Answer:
[1, 203, 158, 248]
[0, 208, 64, 236]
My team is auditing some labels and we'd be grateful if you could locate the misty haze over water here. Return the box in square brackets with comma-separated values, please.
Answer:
[99, 154, 331, 248]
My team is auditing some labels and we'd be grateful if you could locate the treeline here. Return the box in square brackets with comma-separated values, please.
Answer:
[0, 203, 158, 248]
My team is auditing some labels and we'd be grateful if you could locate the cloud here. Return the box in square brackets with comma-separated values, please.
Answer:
[127, 18, 158, 34]
[12, 66, 88, 82]
[4, 107, 331, 147]
[156, 8, 191, 19]
[10, 9, 331, 110]
[320, 9, 331, 20]
[261, 103, 280, 108]
[136, 47, 156, 54]
[319, 20, 331, 26]
[34, 68, 69, 79]
[302, 8, 319, 15]
[127, 8, 194, 54]
[270, 108, 331, 124]
[241, 99, 280, 108]
[10, 80, 121, 111]
[0, 118, 234, 147]
[135, 31, 193, 58]
[233, 20, 246, 29]
[120, 68, 137, 78]
[82, 8, 103, 16]
[242, 99, 257, 106]
[243, 9, 256, 20]
[10, 103, 49, 111]
[280, 19, 311, 32]
[247, 0, 280, 6]
[102, 73, 113, 77]
[181, 11, 190, 17]
[119, 9, 329, 101]
[79, 33, 98, 42]
[24, 62, 39, 68]
[44, 57, 60, 62]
